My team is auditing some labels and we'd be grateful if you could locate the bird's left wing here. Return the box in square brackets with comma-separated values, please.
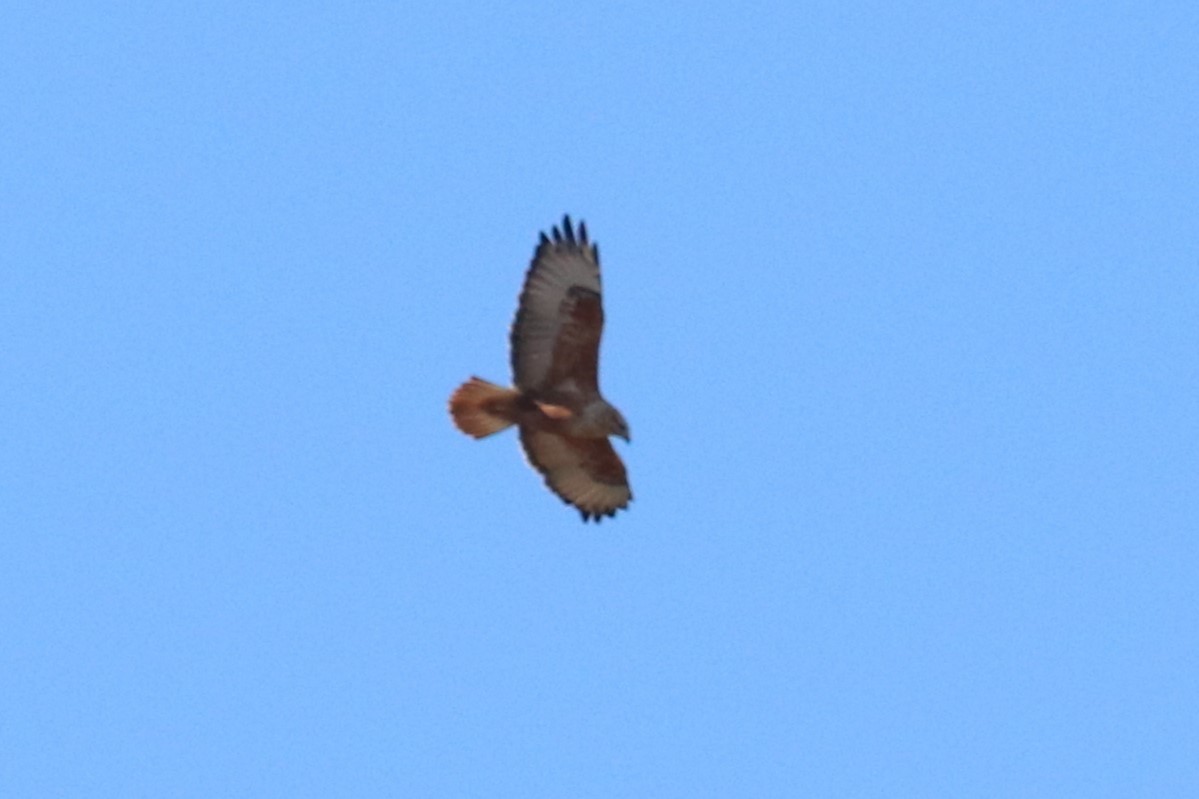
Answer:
[519, 427, 631, 522]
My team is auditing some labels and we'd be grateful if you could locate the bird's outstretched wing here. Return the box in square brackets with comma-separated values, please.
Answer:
[510, 215, 603, 399]
[519, 426, 631, 522]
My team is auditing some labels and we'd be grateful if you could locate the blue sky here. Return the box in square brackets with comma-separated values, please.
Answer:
[3, 2, 1197, 796]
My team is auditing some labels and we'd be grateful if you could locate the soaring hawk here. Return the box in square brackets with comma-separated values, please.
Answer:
[449, 215, 632, 522]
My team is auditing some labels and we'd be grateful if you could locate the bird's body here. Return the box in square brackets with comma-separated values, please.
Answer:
[449, 216, 632, 522]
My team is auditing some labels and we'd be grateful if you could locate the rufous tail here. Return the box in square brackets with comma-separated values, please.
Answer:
[449, 377, 519, 439]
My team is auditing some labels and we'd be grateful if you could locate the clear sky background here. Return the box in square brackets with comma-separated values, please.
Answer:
[3, 2, 1197, 796]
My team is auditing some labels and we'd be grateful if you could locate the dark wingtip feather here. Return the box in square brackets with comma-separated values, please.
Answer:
[541, 215, 593, 253]
[577, 506, 622, 523]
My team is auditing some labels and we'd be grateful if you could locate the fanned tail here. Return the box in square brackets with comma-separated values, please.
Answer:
[448, 377, 519, 439]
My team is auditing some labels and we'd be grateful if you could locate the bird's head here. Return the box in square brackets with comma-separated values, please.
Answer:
[607, 406, 631, 443]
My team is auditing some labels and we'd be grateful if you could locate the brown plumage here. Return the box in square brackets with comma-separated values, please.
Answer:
[449, 215, 632, 522]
